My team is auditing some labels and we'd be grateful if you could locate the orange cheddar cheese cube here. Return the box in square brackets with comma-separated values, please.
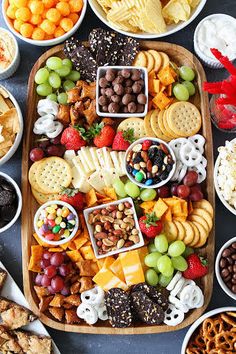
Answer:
[119, 250, 145, 286]
[109, 258, 125, 282]
[152, 92, 172, 110]
[93, 268, 128, 291]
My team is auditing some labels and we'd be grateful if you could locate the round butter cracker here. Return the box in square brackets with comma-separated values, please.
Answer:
[156, 110, 174, 141]
[28, 160, 47, 194]
[32, 188, 60, 205]
[159, 52, 170, 70]
[117, 118, 145, 139]
[144, 110, 156, 137]
[147, 50, 162, 72]
[144, 51, 155, 72]
[133, 51, 147, 67]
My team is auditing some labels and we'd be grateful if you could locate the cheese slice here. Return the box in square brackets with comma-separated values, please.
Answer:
[63, 150, 76, 166]
[137, 246, 149, 273]
[110, 151, 123, 176]
[71, 166, 91, 193]
[118, 151, 126, 175]
[102, 256, 115, 269]
[77, 150, 91, 173]
[96, 148, 106, 169]
[101, 147, 114, 170]
[81, 146, 96, 171]
[89, 147, 101, 170]
[93, 267, 128, 291]
[119, 250, 145, 286]
[72, 156, 87, 176]
[87, 171, 106, 193]
[110, 257, 125, 282]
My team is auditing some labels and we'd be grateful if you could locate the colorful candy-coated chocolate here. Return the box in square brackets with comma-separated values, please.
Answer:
[135, 171, 144, 182]
[145, 179, 153, 186]
[132, 169, 138, 176]
[52, 225, 61, 234]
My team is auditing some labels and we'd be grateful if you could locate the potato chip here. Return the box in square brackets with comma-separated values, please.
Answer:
[0, 95, 9, 115]
[162, 0, 191, 24]
[187, 0, 200, 8]
[140, 0, 166, 33]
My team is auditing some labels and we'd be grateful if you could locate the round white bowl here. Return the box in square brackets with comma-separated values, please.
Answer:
[34, 200, 79, 246]
[0, 27, 20, 80]
[0, 85, 23, 166]
[88, 0, 207, 39]
[125, 137, 176, 189]
[181, 306, 236, 354]
[215, 236, 236, 300]
[2, 0, 87, 47]
[0, 172, 22, 233]
[214, 138, 236, 216]
[194, 14, 236, 69]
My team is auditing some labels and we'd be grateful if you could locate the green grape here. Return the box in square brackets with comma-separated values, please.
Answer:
[66, 70, 81, 81]
[113, 179, 127, 198]
[148, 243, 158, 253]
[173, 83, 189, 101]
[36, 83, 52, 96]
[153, 266, 160, 273]
[124, 181, 140, 198]
[35, 67, 49, 84]
[48, 72, 61, 89]
[144, 252, 162, 267]
[182, 81, 196, 96]
[154, 234, 168, 253]
[47, 93, 57, 102]
[57, 92, 68, 104]
[182, 246, 194, 258]
[55, 65, 71, 77]
[179, 66, 195, 81]
[140, 188, 157, 201]
[168, 240, 186, 257]
[62, 58, 73, 70]
[159, 274, 173, 287]
[171, 256, 188, 271]
[145, 269, 159, 286]
[46, 56, 63, 70]
[63, 80, 75, 91]
[162, 265, 174, 277]
[157, 255, 172, 274]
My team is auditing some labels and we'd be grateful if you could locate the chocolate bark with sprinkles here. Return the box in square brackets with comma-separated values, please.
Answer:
[64, 37, 80, 58]
[130, 291, 165, 325]
[118, 37, 140, 66]
[70, 45, 97, 81]
[131, 283, 169, 311]
[105, 288, 132, 328]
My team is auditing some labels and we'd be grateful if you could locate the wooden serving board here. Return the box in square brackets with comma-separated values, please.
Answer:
[22, 41, 215, 334]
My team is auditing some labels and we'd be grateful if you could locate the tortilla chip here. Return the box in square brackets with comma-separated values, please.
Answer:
[28, 245, 44, 272]
[0, 108, 19, 133]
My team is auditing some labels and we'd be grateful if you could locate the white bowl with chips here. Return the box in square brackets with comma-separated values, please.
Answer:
[181, 307, 236, 354]
[0, 171, 22, 234]
[0, 85, 23, 166]
[214, 138, 236, 216]
[2, 0, 87, 47]
[0, 27, 20, 80]
[88, 0, 207, 39]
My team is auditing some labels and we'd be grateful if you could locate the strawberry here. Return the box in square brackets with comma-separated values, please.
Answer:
[88, 123, 116, 148]
[60, 187, 84, 210]
[112, 128, 135, 150]
[182, 254, 208, 280]
[139, 212, 163, 239]
[60, 126, 86, 150]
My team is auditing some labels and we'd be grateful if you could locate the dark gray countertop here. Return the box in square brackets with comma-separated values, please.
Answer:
[0, 1, 236, 353]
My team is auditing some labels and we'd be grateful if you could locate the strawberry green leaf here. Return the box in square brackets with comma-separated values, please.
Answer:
[60, 187, 79, 197]
[122, 128, 135, 143]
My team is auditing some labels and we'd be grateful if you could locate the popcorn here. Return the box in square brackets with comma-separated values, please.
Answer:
[217, 141, 236, 209]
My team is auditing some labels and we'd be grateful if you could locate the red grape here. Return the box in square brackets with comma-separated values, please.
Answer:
[44, 265, 57, 278]
[40, 259, 50, 269]
[189, 190, 203, 201]
[42, 251, 51, 260]
[170, 183, 178, 196]
[47, 285, 55, 294]
[157, 186, 170, 198]
[183, 171, 198, 187]
[51, 276, 64, 292]
[62, 251, 70, 263]
[190, 184, 202, 192]
[41, 274, 51, 287]
[50, 134, 62, 145]
[61, 286, 70, 296]
[35, 274, 43, 286]
[50, 253, 64, 266]
[59, 264, 70, 277]
[46, 145, 65, 157]
[177, 185, 190, 198]
[30, 148, 44, 162]
[38, 139, 50, 149]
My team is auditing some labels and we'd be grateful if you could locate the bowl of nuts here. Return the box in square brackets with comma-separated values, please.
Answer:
[84, 197, 144, 259]
[125, 138, 176, 189]
[96, 66, 148, 117]
[215, 236, 236, 300]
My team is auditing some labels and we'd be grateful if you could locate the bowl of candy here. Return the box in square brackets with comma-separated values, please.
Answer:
[34, 200, 79, 245]
[2, 0, 87, 46]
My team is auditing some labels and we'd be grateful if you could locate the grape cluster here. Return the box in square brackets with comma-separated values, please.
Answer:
[173, 66, 196, 102]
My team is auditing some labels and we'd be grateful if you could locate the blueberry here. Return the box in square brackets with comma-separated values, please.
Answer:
[133, 152, 142, 164]
[127, 165, 133, 174]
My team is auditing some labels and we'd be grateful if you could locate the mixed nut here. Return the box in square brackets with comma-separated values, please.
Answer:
[98, 68, 147, 114]
[219, 242, 236, 294]
[126, 139, 175, 186]
[88, 201, 141, 255]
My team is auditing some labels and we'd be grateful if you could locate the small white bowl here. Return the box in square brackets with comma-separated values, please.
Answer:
[194, 14, 236, 69]
[83, 197, 144, 259]
[181, 307, 236, 354]
[96, 66, 148, 118]
[0, 27, 20, 80]
[2, 0, 87, 47]
[0, 85, 23, 166]
[125, 138, 176, 189]
[34, 200, 79, 246]
[89, 0, 207, 39]
[215, 236, 236, 300]
[214, 138, 236, 216]
[0, 172, 22, 233]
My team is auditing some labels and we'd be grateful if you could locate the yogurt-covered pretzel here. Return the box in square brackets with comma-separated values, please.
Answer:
[81, 286, 105, 306]
[77, 303, 98, 325]
[180, 141, 202, 167]
[164, 304, 185, 326]
[37, 99, 59, 117]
